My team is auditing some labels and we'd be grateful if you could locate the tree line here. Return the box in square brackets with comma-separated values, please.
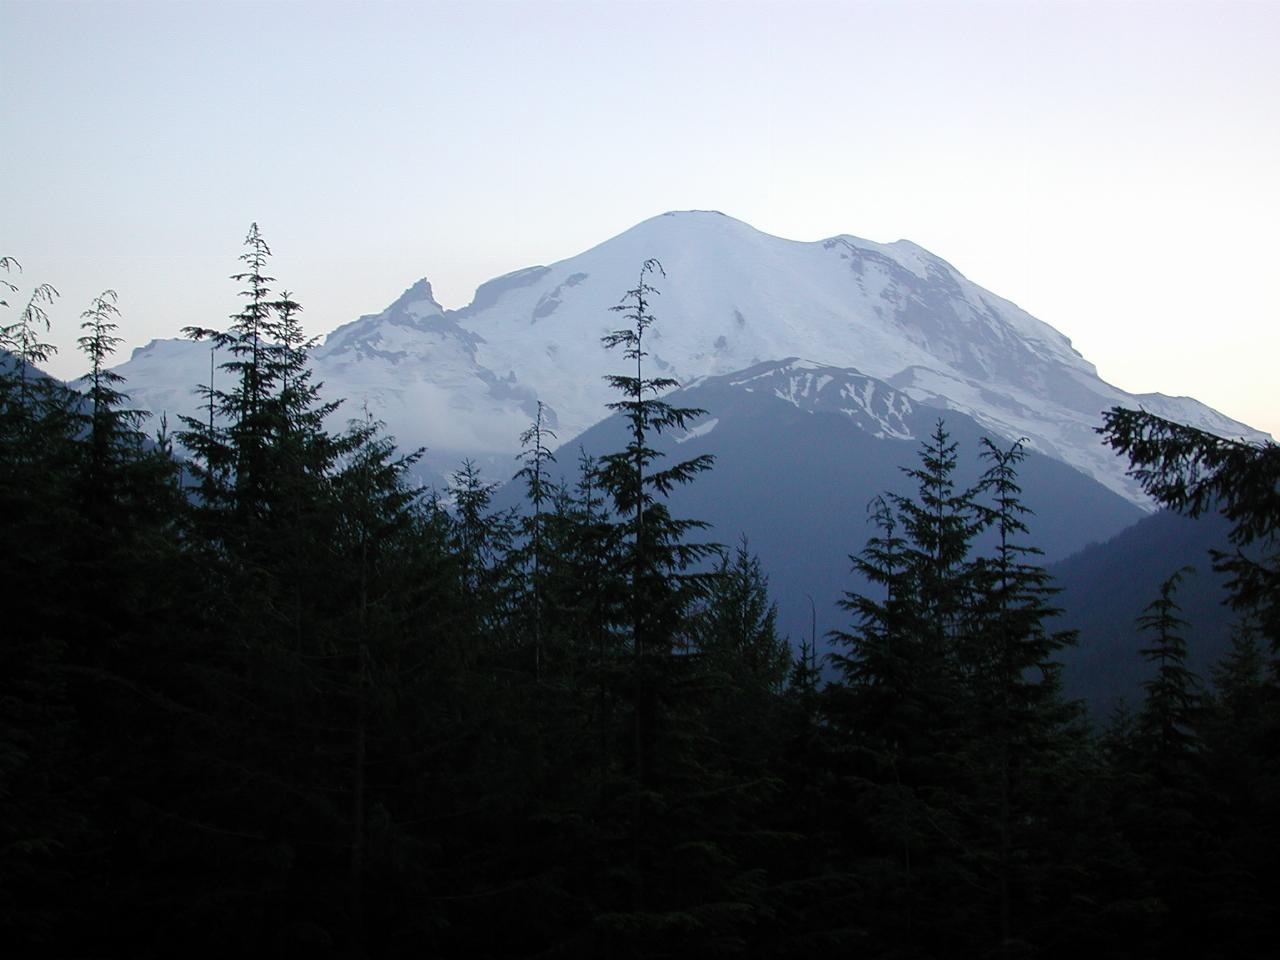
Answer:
[1, 230, 1277, 957]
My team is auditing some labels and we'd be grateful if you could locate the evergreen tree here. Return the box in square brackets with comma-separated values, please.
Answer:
[0, 264, 59, 411]
[828, 424, 990, 947]
[892, 421, 987, 662]
[597, 258, 718, 657]
[213, 222, 276, 514]
[964, 439, 1089, 957]
[1199, 619, 1280, 955]
[0, 256, 16, 307]
[266, 287, 342, 483]
[1101, 407, 1280, 650]
[548, 448, 627, 837]
[0, 257, 75, 488]
[1102, 406, 1280, 954]
[1208, 619, 1270, 732]
[177, 222, 286, 527]
[1136, 566, 1201, 767]
[591, 260, 791, 955]
[687, 536, 791, 800]
[560, 447, 625, 672]
[124, 226, 379, 951]
[514, 400, 557, 680]
[449, 458, 519, 652]
[0, 260, 80, 946]
[73, 290, 157, 521]
[1099, 568, 1215, 957]
[0, 264, 77, 511]
[826, 429, 1104, 957]
[693, 537, 790, 696]
[323, 412, 430, 942]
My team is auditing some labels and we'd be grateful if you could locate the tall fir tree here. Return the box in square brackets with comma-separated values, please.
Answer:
[514, 400, 557, 681]
[0, 260, 83, 947]
[597, 258, 718, 657]
[0, 265, 59, 412]
[178, 222, 284, 528]
[73, 290, 157, 523]
[827, 426, 990, 956]
[1135, 567, 1201, 769]
[591, 259, 791, 955]
[963, 438, 1090, 957]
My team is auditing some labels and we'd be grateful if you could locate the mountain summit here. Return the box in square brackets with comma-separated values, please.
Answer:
[115, 211, 1266, 503]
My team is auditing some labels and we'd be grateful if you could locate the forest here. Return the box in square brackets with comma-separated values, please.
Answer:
[1, 230, 1277, 958]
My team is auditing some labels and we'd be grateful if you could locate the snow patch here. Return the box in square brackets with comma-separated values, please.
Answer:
[673, 417, 719, 444]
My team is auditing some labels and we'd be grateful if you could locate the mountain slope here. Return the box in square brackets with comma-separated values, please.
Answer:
[1051, 507, 1240, 713]
[112, 210, 1267, 501]
[495, 358, 1145, 652]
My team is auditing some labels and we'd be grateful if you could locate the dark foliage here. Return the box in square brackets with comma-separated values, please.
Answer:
[1101, 406, 1280, 649]
[1, 248, 1276, 958]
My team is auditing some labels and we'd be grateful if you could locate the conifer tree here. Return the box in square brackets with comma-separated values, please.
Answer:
[1101, 407, 1280, 650]
[564, 447, 622, 669]
[267, 288, 340, 466]
[178, 222, 283, 525]
[964, 438, 1088, 956]
[1198, 619, 1280, 954]
[219, 222, 276, 511]
[1208, 618, 1270, 731]
[514, 400, 557, 680]
[546, 448, 627, 820]
[1136, 566, 1201, 767]
[593, 260, 772, 953]
[1103, 567, 1217, 954]
[829, 494, 916, 732]
[693, 537, 790, 695]
[827, 441, 982, 954]
[892, 421, 987, 658]
[448, 458, 519, 662]
[833, 424, 987, 771]
[829, 428, 1100, 955]
[689, 536, 790, 827]
[598, 258, 718, 656]
[324, 411, 427, 937]
[0, 258, 71, 477]
[0, 256, 16, 308]
[73, 290, 154, 520]
[77, 291, 128, 427]
[0, 262, 86, 946]
[0, 267, 59, 411]
[1102, 406, 1280, 952]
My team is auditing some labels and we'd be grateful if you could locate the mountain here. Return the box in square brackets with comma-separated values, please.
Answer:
[105, 211, 1265, 690]
[1050, 507, 1240, 714]
[112, 210, 1268, 503]
[495, 357, 1146, 652]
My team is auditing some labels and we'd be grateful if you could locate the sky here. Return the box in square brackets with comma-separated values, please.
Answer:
[2, 0, 1277, 437]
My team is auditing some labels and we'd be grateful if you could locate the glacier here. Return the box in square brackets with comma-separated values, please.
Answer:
[114, 210, 1268, 506]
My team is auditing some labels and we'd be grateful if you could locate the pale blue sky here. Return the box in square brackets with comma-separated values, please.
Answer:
[2, 0, 1277, 436]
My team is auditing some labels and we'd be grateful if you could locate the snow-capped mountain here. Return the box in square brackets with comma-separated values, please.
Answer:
[509, 355, 1145, 649]
[686, 358, 918, 443]
[114, 210, 1267, 504]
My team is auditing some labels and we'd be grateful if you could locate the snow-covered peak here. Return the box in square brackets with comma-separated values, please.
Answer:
[390, 277, 445, 319]
[1130, 392, 1263, 442]
[317, 278, 461, 362]
[110, 211, 1270, 506]
[721, 357, 916, 441]
[821, 234, 940, 281]
[418, 210, 1112, 449]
